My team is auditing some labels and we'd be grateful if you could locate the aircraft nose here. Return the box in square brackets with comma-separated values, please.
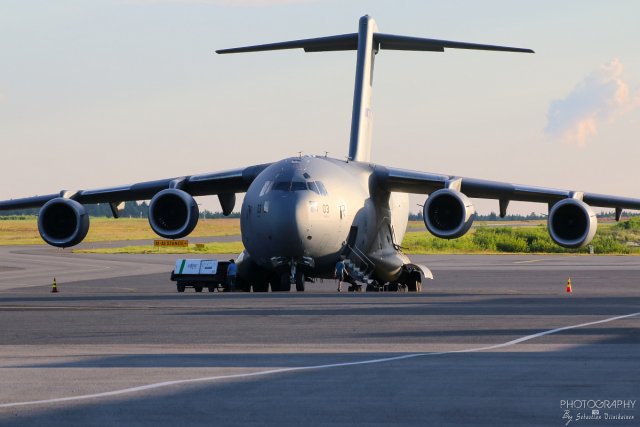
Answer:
[268, 192, 311, 257]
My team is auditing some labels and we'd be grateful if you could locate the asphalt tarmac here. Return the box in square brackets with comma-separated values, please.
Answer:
[0, 245, 638, 426]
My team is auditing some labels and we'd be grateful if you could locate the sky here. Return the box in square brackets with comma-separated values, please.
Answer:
[1, 0, 639, 215]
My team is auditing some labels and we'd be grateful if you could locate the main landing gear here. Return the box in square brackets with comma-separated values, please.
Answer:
[363, 271, 422, 293]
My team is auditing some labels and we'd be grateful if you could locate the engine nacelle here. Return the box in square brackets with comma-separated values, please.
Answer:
[38, 198, 90, 248]
[423, 189, 475, 239]
[148, 189, 199, 239]
[548, 198, 597, 248]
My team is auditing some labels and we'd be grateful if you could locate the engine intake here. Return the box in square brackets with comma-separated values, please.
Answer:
[423, 189, 475, 239]
[548, 198, 597, 248]
[38, 198, 90, 247]
[148, 189, 199, 239]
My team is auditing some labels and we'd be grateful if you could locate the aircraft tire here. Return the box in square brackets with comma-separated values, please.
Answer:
[236, 277, 250, 292]
[253, 281, 269, 292]
[278, 273, 291, 292]
[269, 273, 290, 292]
[295, 272, 305, 292]
[407, 272, 422, 292]
[194, 286, 203, 293]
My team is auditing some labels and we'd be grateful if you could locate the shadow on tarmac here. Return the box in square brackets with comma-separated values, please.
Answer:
[3, 345, 638, 427]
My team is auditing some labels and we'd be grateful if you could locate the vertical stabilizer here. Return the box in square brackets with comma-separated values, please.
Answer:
[217, 16, 533, 163]
[348, 16, 378, 163]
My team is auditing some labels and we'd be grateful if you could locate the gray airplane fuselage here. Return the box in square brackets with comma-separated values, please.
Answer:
[239, 156, 409, 281]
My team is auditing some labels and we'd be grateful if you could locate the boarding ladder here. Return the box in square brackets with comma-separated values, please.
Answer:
[343, 244, 376, 286]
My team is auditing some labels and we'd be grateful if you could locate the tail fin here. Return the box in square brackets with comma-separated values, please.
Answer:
[217, 15, 533, 163]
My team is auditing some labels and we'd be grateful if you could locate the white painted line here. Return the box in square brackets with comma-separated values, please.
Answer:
[512, 259, 543, 264]
[1, 312, 638, 409]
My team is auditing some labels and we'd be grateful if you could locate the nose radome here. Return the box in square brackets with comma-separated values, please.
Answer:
[268, 192, 311, 256]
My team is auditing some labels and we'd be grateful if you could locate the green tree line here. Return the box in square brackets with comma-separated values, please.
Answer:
[0, 202, 241, 219]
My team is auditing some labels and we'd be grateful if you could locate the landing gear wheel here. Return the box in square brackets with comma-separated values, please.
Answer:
[208, 286, 215, 292]
[387, 282, 399, 292]
[407, 272, 422, 293]
[253, 281, 269, 292]
[235, 277, 250, 292]
[295, 272, 305, 292]
[194, 286, 203, 293]
[275, 273, 291, 292]
[366, 284, 376, 292]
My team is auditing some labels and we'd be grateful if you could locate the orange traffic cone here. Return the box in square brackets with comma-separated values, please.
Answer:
[51, 278, 58, 293]
[566, 278, 572, 293]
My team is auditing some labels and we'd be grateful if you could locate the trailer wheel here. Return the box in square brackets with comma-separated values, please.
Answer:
[177, 284, 186, 293]
[208, 286, 216, 292]
[194, 286, 203, 293]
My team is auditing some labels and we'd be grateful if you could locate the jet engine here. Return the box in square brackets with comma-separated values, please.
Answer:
[148, 189, 199, 239]
[38, 198, 90, 247]
[548, 198, 597, 248]
[423, 189, 475, 239]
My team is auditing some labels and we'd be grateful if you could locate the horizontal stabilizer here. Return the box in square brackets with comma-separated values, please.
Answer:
[217, 32, 533, 55]
[216, 33, 358, 54]
[375, 33, 534, 53]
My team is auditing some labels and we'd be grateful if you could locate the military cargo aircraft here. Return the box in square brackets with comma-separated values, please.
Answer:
[3, 16, 640, 292]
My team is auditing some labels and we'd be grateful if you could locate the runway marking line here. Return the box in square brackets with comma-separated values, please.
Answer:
[1, 312, 638, 409]
[512, 259, 543, 264]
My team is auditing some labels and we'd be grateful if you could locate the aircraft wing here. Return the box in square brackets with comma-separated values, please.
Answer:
[0, 163, 271, 212]
[374, 165, 640, 216]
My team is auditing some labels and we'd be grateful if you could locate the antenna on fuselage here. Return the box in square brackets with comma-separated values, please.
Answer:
[217, 15, 533, 163]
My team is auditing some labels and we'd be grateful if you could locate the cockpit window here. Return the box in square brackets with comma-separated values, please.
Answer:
[307, 181, 320, 194]
[273, 181, 291, 191]
[259, 180, 273, 197]
[271, 179, 328, 195]
[315, 181, 328, 196]
[291, 181, 307, 191]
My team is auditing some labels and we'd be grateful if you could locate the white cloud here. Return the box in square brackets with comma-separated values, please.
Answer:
[545, 58, 640, 147]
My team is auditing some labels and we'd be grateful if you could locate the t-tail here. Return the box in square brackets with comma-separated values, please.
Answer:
[217, 15, 533, 163]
